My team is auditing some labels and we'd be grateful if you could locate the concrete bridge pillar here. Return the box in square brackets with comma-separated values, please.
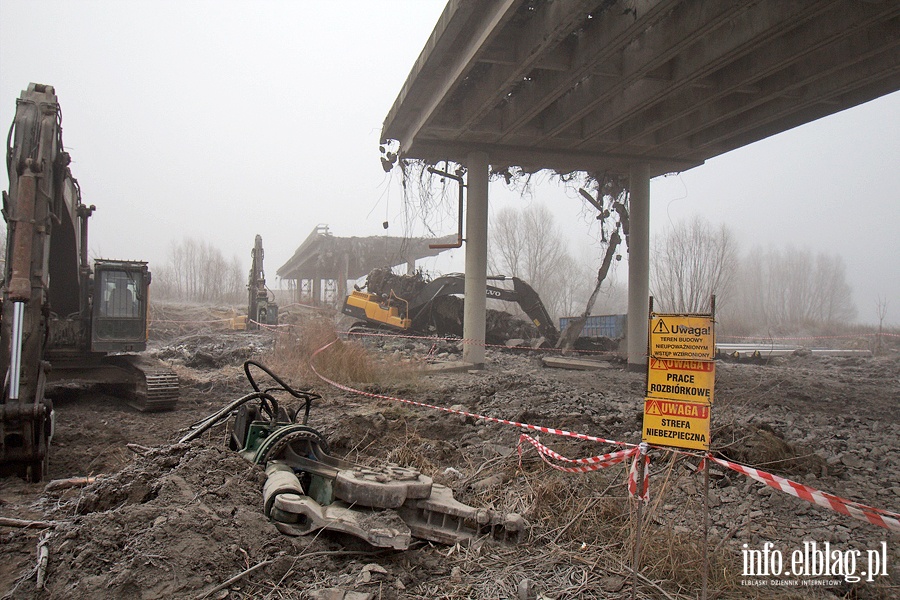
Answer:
[312, 277, 322, 306]
[463, 150, 489, 367]
[627, 162, 650, 371]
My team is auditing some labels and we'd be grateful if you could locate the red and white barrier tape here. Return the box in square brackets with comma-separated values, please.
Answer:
[247, 319, 292, 331]
[628, 449, 650, 502]
[707, 455, 900, 533]
[310, 340, 899, 531]
[517, 433, 638, 473]
[152, 318, 234, 324]
[310, 340, 631, 447]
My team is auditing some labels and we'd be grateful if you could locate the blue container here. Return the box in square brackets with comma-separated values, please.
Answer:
[559, 314, 627, 339]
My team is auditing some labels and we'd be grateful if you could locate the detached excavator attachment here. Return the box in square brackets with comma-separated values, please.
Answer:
[182, 361, 526, 549]
[257, 435, 524, 549]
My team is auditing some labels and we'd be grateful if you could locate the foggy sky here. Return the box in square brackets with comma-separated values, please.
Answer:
[1, 0, 897, 324]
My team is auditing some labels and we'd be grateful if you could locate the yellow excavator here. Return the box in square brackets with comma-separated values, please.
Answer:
[1, 83, 178, 480]
[342, 269, 559, 345]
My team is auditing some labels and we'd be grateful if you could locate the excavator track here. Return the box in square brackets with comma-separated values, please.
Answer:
[103, 355, 180, 412]
[133, 366, 180, 412]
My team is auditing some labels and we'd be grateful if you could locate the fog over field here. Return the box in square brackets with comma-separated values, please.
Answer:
[1, 0, 897, 323]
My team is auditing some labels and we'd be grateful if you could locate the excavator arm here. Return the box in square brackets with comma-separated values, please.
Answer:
[247, 234, 278, 329]
[1, 83, 62, 479]
[508, 277, 559, 345]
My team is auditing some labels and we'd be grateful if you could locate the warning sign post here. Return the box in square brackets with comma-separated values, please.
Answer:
[642, 398, 710, 451]
[649, 315, 714, 360]
[641, 303, 717, 600]
[647, 358, 715, 404]
[644, 307, 715, 451]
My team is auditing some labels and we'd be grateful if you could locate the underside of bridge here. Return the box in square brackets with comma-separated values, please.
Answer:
[381, 0, 900, 367]
[276, 225, 457, 306]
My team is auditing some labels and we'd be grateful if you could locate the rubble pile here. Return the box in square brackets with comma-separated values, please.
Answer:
[151, 331, 273, 369]
[9, 444, 286, 600]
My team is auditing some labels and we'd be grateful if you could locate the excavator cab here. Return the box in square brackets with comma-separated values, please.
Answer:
[90, 260, 150, 353]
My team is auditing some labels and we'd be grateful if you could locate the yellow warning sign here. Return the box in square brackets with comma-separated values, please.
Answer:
[647, 358, 715, 403]
[649, 315, 714, 360]
[642, 398, 710, 450]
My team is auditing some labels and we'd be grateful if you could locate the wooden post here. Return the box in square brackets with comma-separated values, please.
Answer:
[702, 457, 709, 600]
[631, 443, 647, 600]
[703, 294, 715, 600]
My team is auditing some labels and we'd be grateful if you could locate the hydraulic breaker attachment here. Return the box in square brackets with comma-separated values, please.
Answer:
[263, 462, 413, 550]
[258, 438, 526, 549]
[190, 361, 528, 550]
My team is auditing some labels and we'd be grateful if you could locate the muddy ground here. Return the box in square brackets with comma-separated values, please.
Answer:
[1, 305, 898, 599]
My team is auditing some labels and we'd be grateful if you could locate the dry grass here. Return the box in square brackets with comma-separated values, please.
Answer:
[211, 418, 875, 599]
[148, 300, 238, 342]
[444, 447, 765, 599]
[263, 316, 422, 389]
[320, 422, 757, 598]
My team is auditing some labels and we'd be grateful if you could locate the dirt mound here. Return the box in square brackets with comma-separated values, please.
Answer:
[713, 423, 828, 477]
[152, 331, 273, 369]
[12, 443, 283, 600]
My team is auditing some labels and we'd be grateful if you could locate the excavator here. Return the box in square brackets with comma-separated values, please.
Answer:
[1, 83, 179, 480]
[246, 234, 278, 330]
[342, 269, 559, 345]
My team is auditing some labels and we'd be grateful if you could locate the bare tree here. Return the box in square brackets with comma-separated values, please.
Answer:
[650, 216, 737, 314]
[153, 237, 244, 304]
[489, 204, 567, 283]
[729, 246, 856, 331]
[488, 203, 582, 320]
[552, 252, 601, 319]
[874, 296, 888, 355]
[488, 206, 526, 278]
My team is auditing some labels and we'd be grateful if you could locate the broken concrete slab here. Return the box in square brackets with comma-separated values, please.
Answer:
[425, 360, 477, 373]
[542, 356, 612, 371]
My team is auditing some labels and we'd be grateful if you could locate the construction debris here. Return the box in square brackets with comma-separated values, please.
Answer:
[541, 356, 613, 371]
